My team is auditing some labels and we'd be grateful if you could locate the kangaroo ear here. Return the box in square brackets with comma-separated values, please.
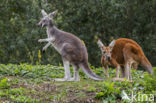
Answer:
[49, 10, 58, 18]
[109, 40, 116, 48]
[97, 40, 104, 48]
[41, 9, 47, 17]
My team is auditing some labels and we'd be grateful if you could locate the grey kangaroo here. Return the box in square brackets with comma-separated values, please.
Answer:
[37, 9, 103, 81]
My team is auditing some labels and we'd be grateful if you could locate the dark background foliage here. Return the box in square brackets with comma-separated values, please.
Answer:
[0, 0, 155, 66]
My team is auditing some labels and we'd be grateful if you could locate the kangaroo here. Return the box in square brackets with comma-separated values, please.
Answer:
[97, 38, 153, 81]
[37, 9, 103, 81]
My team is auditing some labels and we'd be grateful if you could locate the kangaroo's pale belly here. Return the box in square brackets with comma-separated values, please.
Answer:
[50, 42, 61, 54]
[51, 40, 63, 54]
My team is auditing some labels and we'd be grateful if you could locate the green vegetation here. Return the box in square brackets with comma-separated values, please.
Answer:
[0, 64, 155, 102]
[0, 0, 155, 66]
[0, 0, 155, 102]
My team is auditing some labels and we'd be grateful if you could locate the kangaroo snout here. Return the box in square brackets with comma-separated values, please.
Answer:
[37, 20, 44, 27]
[106, 56, 111, 61]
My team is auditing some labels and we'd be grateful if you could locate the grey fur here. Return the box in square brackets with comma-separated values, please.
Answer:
[38, 10, 103, 81]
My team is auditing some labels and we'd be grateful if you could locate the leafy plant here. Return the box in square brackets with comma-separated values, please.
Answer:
[0, 64, 155, 102]
[96, 81, 121, 101]
[95, 92, 104, 99]
[0, 78, 10, 89]
[10, 95, 39, 103]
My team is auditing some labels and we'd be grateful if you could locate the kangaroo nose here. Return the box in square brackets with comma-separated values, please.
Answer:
[107, 56, 111, 61]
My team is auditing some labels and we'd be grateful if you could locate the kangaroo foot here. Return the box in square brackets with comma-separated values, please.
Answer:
[68, 78, 80, 81]
[112, 77, 133, 82]
[112, 77, 125, 81]
[53, 78, 69, 81]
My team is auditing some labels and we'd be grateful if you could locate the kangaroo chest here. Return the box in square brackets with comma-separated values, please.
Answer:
[46, 28, 62, 54]
[51, 42, 62, 54]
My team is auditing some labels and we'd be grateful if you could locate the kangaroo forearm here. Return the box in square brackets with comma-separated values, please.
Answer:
[38, 38, 55, 43]
[43, 42, 51, 50]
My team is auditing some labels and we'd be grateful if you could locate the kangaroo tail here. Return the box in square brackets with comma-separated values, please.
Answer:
[140, 56, 153, 74]
[79, 62, 103, 81]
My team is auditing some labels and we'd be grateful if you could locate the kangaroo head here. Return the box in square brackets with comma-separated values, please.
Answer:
[38, 9, 58, 27]
[97, 40, 115, 61]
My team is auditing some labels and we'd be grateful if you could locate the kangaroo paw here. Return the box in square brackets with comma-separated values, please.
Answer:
[42, 49, 46, 53]
[112, 77, 125, 81]
[53, 78, 72, 81]
[112, 77, 133, 82]
[68, 78, 80, 81]
[54, 78, 67, 81]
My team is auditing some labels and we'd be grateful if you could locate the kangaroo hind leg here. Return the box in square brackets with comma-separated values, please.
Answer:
[69, 64, 80, 81]
[54, 59, 71, 81]
[123, 45, 134, 81]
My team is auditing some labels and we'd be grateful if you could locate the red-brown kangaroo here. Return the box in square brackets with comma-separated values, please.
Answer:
[97, 38, 153, 81]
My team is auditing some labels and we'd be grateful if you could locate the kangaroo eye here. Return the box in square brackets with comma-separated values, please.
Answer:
[103, 51, 106, 54]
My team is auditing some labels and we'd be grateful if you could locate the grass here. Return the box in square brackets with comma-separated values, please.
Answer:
[0, 64, 155, 103]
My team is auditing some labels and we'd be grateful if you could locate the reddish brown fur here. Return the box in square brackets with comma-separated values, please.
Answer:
[100, 38, 153, 80]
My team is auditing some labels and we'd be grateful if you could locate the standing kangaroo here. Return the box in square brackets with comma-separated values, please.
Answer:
[97, 38, 153, 81]
[37, 10, 103, 81]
